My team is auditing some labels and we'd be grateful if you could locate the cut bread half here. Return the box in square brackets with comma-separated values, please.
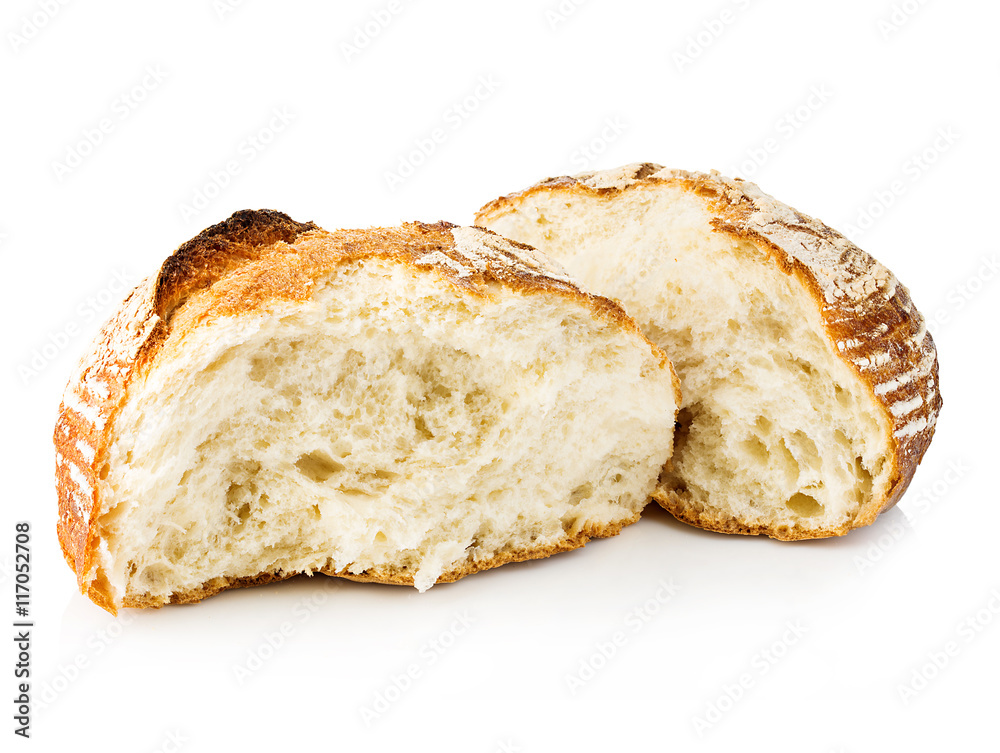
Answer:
[477, 164, 941, 540]
[54, 211, 680, 613]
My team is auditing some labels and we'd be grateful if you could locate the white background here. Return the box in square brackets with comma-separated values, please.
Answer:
[2, 0, 998, 751]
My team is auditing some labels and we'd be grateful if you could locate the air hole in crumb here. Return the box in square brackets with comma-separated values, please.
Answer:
[569, 483, 593, 505]
[414, 415, 434, 440]
[248, 357, 268, 382]
[225, 482, 254, 525]
[742, 436, 769, 464]
[165, 539, 186, 560]
[786, 492, 824, 517]
[431, 384, 452, 399]
[791, 357, 816, 377]
[854, 457, 874, 500]
[140, 564, 167, 587]
[791, 431, 820, 469]
[834, 384, 851, 408]
[295, 451, 345, 483]
[374, 531, 387, 543]
[777, 439, 800, 485]
[99, 463, 110, 480]
[337, 486, 373, 498]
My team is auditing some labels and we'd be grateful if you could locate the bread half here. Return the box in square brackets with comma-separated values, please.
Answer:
[477, 164, 941, 540]
[54, 211, 680, 613]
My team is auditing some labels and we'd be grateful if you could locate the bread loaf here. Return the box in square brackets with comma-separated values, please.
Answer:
[54, 210, 680, 613]
[477, 164, 941, 540]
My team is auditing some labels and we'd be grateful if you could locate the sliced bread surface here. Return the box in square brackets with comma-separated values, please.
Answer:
[54, 210, 680, 612]
[477, 164, 941, 540]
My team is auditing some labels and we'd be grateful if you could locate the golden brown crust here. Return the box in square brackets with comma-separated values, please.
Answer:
[54, 211, 323, 612]
[651, 488, 845, 540]
[123, 517, 636, 608]
[477, 163, 942, 539]
[55, 210, 671, 612]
